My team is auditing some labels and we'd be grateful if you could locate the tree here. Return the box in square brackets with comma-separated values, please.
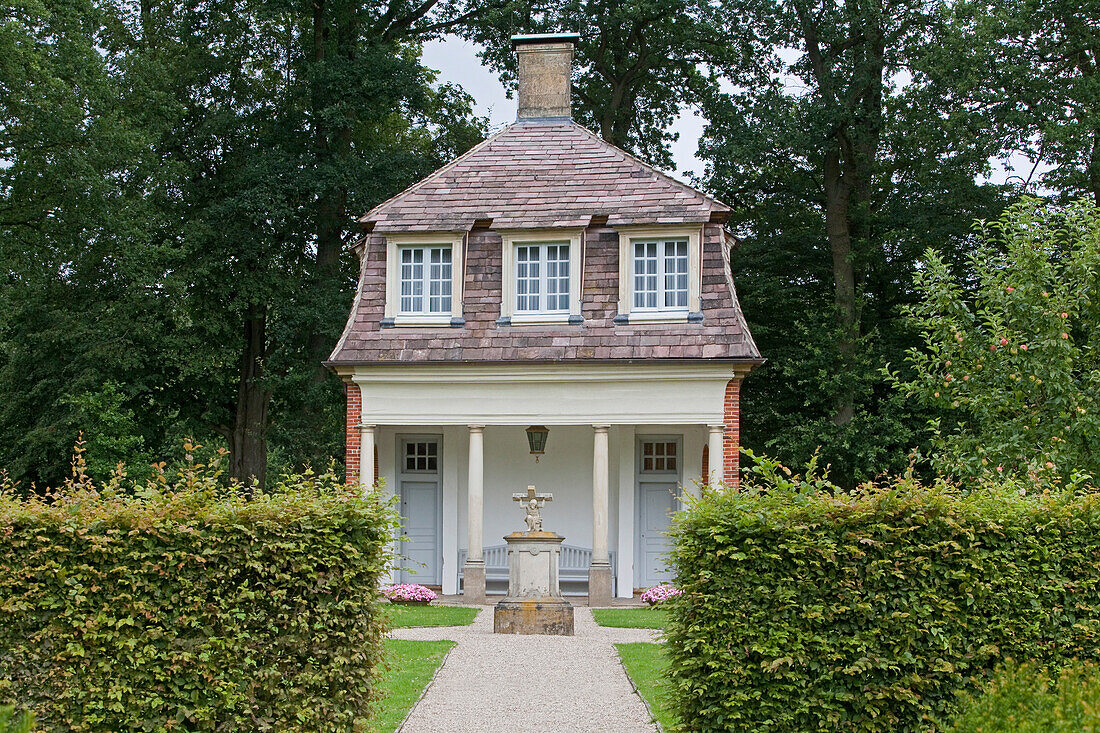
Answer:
[698, 0, 1007, 485]
[465, 0, 739, 169]
[928, 0, 1100, 204]
[889, 199, 1100, 486]
[0, 0, 489, 487]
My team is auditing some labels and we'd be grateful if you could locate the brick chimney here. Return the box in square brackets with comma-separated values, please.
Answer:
[511, 33, 579, 120]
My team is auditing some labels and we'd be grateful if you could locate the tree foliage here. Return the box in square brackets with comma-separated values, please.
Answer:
[0, 0, 487, 487]
[889, 199, 1100, 486]
[700, 0, 1007, 485]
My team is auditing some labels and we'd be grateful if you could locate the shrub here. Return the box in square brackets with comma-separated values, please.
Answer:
[666, 453, 1100, 732]
[0, 445, 396, 731]
[946, 660, 1100, 732]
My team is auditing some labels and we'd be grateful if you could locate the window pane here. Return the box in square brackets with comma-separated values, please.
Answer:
[516, 245, 541, 311]
[634, 241, 659, 309]
[663, 240, 688, 309]
[399, 248, 424, 313]
[546, 244, 569, 311]
[400, 246, 450, 314]
[428, 247, 451, 313]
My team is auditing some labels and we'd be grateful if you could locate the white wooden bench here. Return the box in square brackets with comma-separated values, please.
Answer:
[458, 545, 616, 596]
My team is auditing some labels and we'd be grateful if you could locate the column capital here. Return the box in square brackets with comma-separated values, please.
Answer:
[592, 424, 611, 432]
[468, 424, 485, 432]
[707, 424, 725, 431]
[358, 423, 376, 431]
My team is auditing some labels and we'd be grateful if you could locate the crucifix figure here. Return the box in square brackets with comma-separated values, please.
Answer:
[513, 485, 553, 532]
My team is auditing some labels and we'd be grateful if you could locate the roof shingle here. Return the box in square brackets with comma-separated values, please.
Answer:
[360, 121, 729, 233]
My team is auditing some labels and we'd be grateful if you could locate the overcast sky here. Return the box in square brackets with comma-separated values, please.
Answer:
[421, 35, 707, 183]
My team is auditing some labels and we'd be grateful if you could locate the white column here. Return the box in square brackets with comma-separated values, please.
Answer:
[466, 425, 484, 563]
[708, 424, 725, 486]
[592, 425, 610, 563]
[616, 426, 636, 598]
[441, 427, 460, 596]
[359, 424, 376, 490]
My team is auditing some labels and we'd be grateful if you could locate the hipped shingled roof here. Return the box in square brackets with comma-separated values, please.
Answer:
[327, 119, 761, 367]
[360, 121, 729, 232]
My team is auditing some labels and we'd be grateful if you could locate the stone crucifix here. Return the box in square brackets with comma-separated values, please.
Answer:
[513, 485, 553, 532]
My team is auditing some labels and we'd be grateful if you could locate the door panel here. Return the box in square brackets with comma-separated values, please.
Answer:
[398, 437, 441, 586]
[639, 481, 678, 586]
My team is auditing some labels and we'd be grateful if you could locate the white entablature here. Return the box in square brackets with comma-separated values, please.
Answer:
[345, 363, 748, 426]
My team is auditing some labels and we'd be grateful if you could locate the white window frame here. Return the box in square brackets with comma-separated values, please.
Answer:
[617, 226, 702, 323]
[384, 233, 464, 326]
[500, 229, 583, 325]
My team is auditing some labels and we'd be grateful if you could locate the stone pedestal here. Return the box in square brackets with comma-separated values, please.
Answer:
[494, 531, 574, 635]
[587, 561, 613, 607]
[462, 560, 486, 604]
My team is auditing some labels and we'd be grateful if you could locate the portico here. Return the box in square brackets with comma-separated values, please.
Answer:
[338, 363, 749, 603]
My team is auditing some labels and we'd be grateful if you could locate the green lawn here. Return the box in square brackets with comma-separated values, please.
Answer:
[616, 642, 679, 731]
[374, 639, 454, 732]
[592, 607, 668, 629]
[385, 604, 478, 628]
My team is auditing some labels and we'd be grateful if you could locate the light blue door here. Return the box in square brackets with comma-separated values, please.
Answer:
[636, 437, 682, 588]
[398, 437, 442, 586]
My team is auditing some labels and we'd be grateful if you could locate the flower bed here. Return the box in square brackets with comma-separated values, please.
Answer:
[640, 584, 682, 606]
[384, 583, 437, 605]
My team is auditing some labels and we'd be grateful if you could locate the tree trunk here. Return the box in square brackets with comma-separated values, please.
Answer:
[823, 146, 859, 426]
[1089, 131, 1100, 206]
[229, 303, 270, 488]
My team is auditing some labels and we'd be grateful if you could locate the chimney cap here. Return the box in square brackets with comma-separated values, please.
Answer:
[511, 32, 580, 49]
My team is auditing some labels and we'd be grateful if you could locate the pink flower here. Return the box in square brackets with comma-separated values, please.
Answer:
[1062, 333, 1069, 339]
[1006, 286, 1015, 293]
[1045, 461, 1054, 469]
[640, 584, 682, 605]
[945, 374, 952, 382]
[963, 375, 969, 381]
[996, 466, 1004, 473]
[1061, 312, 1069, 319]
[1000, 338, 1009, 346]
[991, 345, 998, 352]
[384, 584, 437, 603]
[1020, 344, 1028, 351]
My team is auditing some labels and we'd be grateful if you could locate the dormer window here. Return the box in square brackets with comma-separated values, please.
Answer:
[617, 226, 703, 323]
[400, 245, 452, 315]
[499, 229, 583, 325]
[633, 239, 688, 311]
[383, 233, 464, 327]
[516, 242, 570, 314]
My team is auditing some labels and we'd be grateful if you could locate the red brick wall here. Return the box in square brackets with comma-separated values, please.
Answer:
[701, 443, 710, 485]
[723, 378, 741, 489]
[345, 383, 361, 485]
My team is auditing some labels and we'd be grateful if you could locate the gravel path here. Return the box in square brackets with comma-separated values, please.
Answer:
[390, 607, 660, 732]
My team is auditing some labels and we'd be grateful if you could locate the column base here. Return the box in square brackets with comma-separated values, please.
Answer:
[462, 561, 486, 604]
[588, 562, 613, 607]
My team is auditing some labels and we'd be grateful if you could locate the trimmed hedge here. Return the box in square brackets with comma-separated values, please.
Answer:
[667, 461, 1100, 731]
[0, 453, 395, 731]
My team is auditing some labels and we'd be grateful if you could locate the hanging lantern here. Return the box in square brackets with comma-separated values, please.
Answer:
[525, 425, 549, 461]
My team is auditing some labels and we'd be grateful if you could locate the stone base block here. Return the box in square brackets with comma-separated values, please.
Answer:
[462, 562, 486, 604]
[494, 600, 574, 636]
[588, 562, 613, 607]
